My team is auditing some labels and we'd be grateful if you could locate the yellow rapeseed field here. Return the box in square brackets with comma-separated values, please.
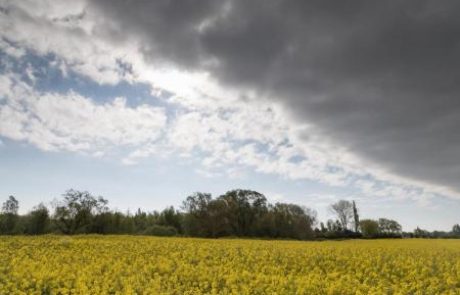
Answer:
[1, 236, 460, 294]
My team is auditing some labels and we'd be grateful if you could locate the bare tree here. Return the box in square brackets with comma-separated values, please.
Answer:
[330, 200, 353, 230]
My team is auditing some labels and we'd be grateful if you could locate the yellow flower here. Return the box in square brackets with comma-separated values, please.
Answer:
[0, 236, 460, 294]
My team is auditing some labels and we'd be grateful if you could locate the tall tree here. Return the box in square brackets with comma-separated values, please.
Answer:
[352, 200, 360, 232]
[181, 192, 213, 237]
[2, 196, 19, 215]
[25, 203, 50, 235]
[0, 196, 20, 234]
[452, 224, 460, 235]
[271, 203, 315, 240]
[217, 189, 268, 236]
[205, 199, 231, 238]
[158, 206, 183, 234]
[330, 200, 353, 230]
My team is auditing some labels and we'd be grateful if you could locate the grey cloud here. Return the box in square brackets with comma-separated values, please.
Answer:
[89, 0, 460, 192]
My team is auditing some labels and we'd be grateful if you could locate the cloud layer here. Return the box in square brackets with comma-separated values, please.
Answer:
[87, 0, 460, 193]
[1, 0, 460, 202]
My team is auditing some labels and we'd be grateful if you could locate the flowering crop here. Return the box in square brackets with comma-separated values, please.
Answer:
[1, 236, 460, 294]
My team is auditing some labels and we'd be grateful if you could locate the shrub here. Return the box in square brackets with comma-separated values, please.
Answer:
[142, 225, 177, 237]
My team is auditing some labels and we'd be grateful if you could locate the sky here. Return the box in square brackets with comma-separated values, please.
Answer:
[1, 0, 460, 231]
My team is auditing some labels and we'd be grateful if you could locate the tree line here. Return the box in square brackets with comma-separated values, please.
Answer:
[1, 189, 459, 239]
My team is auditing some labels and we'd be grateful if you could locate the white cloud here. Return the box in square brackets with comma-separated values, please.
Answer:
[0, 38, 26, 58]
[1, 0, 459, 205]
[0, 0, 136, 84]
[0, 74, 166, 153]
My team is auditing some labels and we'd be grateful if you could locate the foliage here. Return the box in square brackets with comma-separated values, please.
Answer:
[378, 218, 402, 235]
[53, 190, 109, 234]
[142, 225, 177, 236]
[1, 236, 460, 294]
[0, 196, 20, 234]
[181, 190, 316, 240]
[413, 227, 432, 238]
[357, 218, 402, 238]
[359, 219, 379, 237]
[0, 213, 19, 235]
[1, 192, 459, 240]
[24, 204, 50, 235]
[2, 196, 19, 214]
[181, 192, 213, 237]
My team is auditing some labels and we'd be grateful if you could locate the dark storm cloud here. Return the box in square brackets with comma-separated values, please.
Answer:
[90, 0, 460, 191]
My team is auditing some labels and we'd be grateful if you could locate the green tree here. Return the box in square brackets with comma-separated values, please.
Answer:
[378, 218, 402, 235]
[359, 219, 379, 237]
[142, 224, 177, 236]
[217, 189, 268, 236]
[158, 206, 183, 233]
[205, 199, 232, 237]
[53, 189, 108, 234]
[414, 226, 430, 238]
[24, 203, 50, 235]
[181, 192, 213, 237]
[0, 196, 20, 234]
[2, 196, 19, 214]
[132, 209, 149, 233]
[271, 203, 315, 240]
[320, 222, 327, 233]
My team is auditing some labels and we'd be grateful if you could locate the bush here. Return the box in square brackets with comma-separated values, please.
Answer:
[142, 225, 177, 237]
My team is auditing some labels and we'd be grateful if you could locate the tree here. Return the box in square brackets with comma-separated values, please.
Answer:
[378, 218, 402, 235]
[320, 222, 327, 233]
[25, 203, 50, 235]
[352, 200, 360, 232]
[414, 226, 430, 238]
[205, 199, 232, 237]
[326, 219, 335, 232]
[330, 200, 353, 230]
[217, 189, 268, 236]
[142, 225, 177, 236]
[452, 224, 460, 236]
[132, 209, 149, 233]
[359, 219, 379, 237]
[0, 196, 20, 234]
[2, 196, 19, 215]
[181, 192, 213, 237]
[271, 203, 316, 240]
[158, 206, 183, 234]
[53, 189, 108, 234]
